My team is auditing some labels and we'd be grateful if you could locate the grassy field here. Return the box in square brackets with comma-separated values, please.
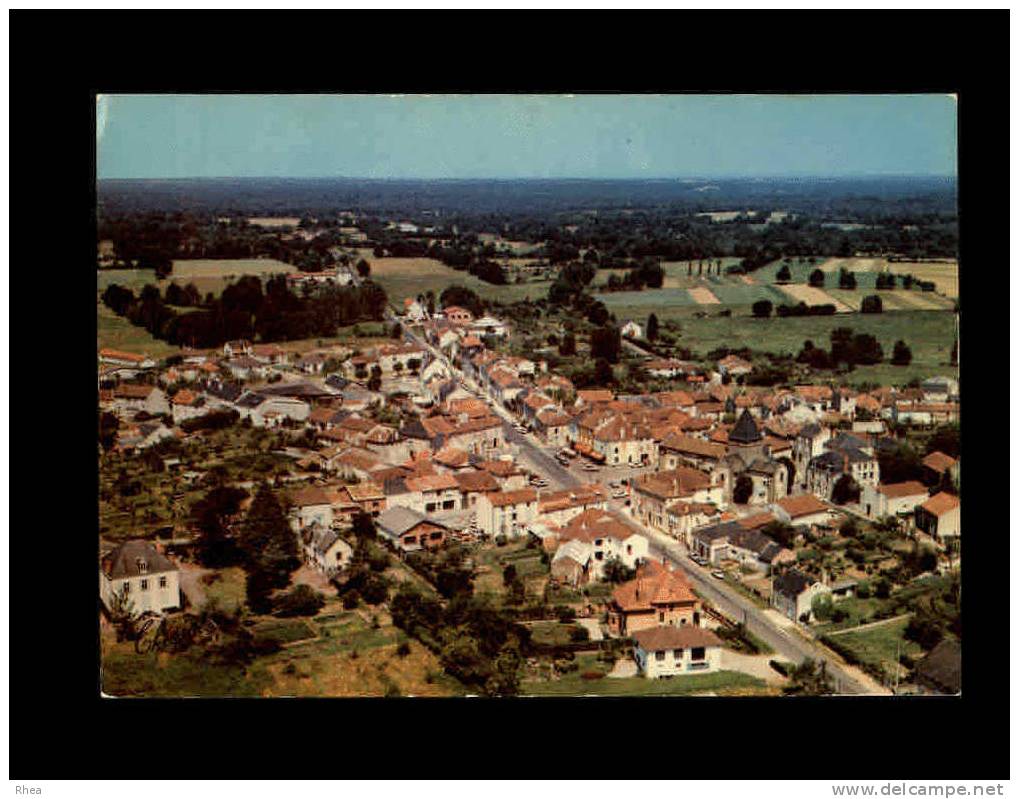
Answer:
[823, 616, 923, 677]
[354, 249, 552, 305]
[98, 259, 296, 298]
[627, 307, 957, 386]
[97, 301, 184, 359]
[521, 654, 772, 696]
[818, 258, 959, 299]
[260, 608, 465, 697]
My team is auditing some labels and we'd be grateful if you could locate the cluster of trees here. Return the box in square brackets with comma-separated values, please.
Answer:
[97, 212, 362, 275]
[777, 302, 837, 317]
[102, 274, 388, 349]
[754, 299, 838, 319]
[191, 482, 302, 615]
[796, 328, 887, 369]
[838, 269, 858, 290]
[389, 586, 532, 696]
[598, 258, 665, 292]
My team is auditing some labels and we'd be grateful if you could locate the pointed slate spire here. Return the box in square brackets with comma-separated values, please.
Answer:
[729, 408, 762, 444]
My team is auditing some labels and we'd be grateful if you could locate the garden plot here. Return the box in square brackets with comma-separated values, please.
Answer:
[687, 286, 721, 305]
[779, 284, 855, 313]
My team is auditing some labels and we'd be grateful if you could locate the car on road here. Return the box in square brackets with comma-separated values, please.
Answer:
[608, 481, 622, 489]
[581, 463, 599, 472]
[611, 490, 627, 500]
[559, 449, 577, 459]
[711, 570, 726, 580]
[514, 426, 528, 434]
[689, 553, 707, 566]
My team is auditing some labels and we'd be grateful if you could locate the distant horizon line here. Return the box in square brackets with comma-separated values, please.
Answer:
[98, 173, 957, 183]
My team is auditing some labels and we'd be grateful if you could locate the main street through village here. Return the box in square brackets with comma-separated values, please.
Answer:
[399, 318, 889, 696]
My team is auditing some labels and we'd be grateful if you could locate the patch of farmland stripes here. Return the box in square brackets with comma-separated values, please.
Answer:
[779, 284, 854, 313]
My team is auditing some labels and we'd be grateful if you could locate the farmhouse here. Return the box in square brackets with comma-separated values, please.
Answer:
[771, 493, 832, 528]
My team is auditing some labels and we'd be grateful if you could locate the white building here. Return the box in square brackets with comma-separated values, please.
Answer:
[632, 625, 723, 679]
[100, 541, 181, 615]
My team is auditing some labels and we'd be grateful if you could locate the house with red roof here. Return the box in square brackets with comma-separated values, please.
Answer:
[606, 560, 702, 636]
[915, 492, 961, 543]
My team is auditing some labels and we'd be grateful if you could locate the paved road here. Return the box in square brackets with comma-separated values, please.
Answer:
[398, 316, 887, 694]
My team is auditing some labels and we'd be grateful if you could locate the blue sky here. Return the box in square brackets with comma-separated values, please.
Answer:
[96, 94, 957, 180]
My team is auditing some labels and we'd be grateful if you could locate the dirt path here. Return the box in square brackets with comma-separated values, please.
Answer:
[825, 613, 911, 637]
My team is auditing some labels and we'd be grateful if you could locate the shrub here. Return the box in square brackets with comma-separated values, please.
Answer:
[570, 626, 590, 643]
[342, 590, 361, 610]
[769, 659, 793, 677]
[396, 641, 412, 658]
[273, 584, 326, 618]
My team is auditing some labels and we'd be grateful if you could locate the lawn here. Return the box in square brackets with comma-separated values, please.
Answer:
[201, 567, 247, 613]
[822, 616, 922, 677]
[521, 655, 771, 696]
[353, 249, 552, 306]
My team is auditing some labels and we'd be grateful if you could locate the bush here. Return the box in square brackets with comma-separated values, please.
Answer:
[495, 534, 508, 547]
[273, 584, 326, 618]
[342, 590, 361, 610]
[570, 626, 590, 643]
[860, 295, 883, 314]
[752, 300, 773, 318]
[396, 641, 411, 658]
[855, 580, 872, 599]
[769, 659, 793, 677]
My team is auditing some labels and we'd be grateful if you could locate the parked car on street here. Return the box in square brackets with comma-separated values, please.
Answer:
[711, 570, 726, 580]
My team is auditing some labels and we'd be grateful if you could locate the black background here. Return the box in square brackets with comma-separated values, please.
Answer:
[8, 9, 1007, 779]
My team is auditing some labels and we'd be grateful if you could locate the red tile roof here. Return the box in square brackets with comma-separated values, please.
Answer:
[920, 492, 960, 517]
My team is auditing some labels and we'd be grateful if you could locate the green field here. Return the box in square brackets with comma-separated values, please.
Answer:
[522, 655, 770, 696]
[97, 301, 183, 358]
[823, 616, 922, 677]
[615, 306, 956, 383]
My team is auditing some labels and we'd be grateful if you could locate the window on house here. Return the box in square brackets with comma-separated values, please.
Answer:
[405, 536, 417, 545]
[122, 582, 131, 594]
[691, 647, 705, 661]
[158, 576, 167, 589]
[673, 649, 684, 659]
[655, 651, 665, 662]
[140, 579, 149, 591]
[659, 611, 665, 623]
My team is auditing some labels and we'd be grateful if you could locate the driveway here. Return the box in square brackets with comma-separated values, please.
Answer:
[720, 650, 787, 685]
